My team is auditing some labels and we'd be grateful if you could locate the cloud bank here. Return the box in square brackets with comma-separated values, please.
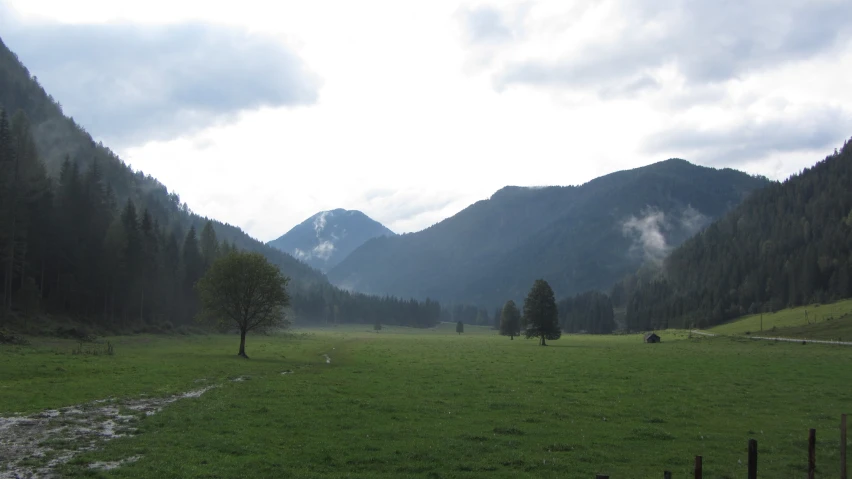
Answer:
[488, 0, 852, 94]
[1, 17, 320, 145]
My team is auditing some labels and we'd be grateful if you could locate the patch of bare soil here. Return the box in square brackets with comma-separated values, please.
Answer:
[0, 386, 217, 479]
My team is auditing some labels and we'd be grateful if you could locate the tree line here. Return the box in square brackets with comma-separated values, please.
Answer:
[0, 108, 443, 332]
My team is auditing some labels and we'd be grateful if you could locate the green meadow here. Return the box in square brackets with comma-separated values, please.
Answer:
[1, 324, 850, 478]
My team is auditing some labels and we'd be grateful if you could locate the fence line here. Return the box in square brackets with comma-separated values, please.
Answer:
[593, 414, 848, 478]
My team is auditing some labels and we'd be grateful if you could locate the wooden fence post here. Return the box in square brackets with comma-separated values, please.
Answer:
[694, 456, 702, 479]
[748, 439, 758, 479]
[842, 414, 847, 479]
[808, 428, 816, 479]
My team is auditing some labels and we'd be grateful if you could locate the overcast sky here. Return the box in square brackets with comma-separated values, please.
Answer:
[2, 0, 851, 241]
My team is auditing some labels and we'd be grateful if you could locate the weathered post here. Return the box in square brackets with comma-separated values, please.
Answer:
[748, 439, 758, 479]
[664, 471, 672, 479]
[842, 414, 848, 479]
[694, 456, 702, 479]
[807, 428, 816, 479]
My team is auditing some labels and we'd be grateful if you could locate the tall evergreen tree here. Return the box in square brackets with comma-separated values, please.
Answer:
[181, 226, 203, 321]
[523, 279, 561, 346]
[199, 220, 219, 269]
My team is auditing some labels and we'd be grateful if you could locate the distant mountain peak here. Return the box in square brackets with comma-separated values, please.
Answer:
[268, 209, 394, 272]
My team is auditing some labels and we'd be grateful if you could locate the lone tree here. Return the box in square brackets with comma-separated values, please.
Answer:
[196, 251, 290, 358]
[499, 300, 521, 340]
[523, 279, 561, 346]
[456, 320, 464, 334]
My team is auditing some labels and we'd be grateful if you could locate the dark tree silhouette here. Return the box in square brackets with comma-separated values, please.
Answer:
[523, 279, 561, 346]
[499, 300, 521, 339]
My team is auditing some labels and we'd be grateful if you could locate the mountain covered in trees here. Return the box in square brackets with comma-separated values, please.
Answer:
[623, 140, 852, 331]
[268, 209, 394, 272]
[328, 160, 771, 309]
[0, 35, 441, 331]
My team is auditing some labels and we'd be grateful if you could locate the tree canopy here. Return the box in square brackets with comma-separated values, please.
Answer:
[523, 279, 561, 345]
[196, 251, 290, 358]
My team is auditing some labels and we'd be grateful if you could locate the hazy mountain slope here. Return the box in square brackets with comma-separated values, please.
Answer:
[329, 185, 583, 296]
[625, 140, 852, 330]
[268, 209, 394, 272]
[0, 36, 325, 288]
[329, 159, 771, 306]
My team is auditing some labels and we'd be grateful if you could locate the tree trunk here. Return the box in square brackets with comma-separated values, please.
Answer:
[40, 259, 45, 299]
[237, 328, 248, 358]
[510, 334, 514, 340]
[540, 335, 547, 346]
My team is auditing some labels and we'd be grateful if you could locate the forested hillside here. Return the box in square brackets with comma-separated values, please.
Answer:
[330, 160, 770, 308]
[0, 36, 441, 331]
[625, 140, 852, 330]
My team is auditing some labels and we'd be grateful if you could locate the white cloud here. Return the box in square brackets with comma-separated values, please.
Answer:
[3, 0, 851, 242]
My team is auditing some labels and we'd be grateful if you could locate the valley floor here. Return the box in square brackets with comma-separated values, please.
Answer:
[1, 325, 850, 478]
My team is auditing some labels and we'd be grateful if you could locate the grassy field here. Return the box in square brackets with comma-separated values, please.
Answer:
[709, 299, 852, 340]
[1, 325, 850, 478]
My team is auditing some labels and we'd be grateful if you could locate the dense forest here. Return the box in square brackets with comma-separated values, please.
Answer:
[557, 291, 616, 334]
[624, 141, 852, 330]
[0, 36, 442, 332]
[329, 160, 770, 308]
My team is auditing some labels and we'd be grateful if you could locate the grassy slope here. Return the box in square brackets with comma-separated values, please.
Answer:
[709, 298, 852, 340]
[1, 329, 850, 478]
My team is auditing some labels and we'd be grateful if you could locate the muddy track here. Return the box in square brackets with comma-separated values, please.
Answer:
[0, 386, 217, 479]
[690, 330, 852, 346]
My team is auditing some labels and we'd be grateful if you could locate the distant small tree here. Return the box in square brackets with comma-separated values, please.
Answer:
[374, 321, 382, 332]
[499, 300, 521, 340]
[523, 279, 561, 346]
[456, 320, 464, 335]
[196, 251, 290, 358]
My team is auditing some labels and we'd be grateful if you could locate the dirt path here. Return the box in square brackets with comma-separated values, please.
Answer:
[690, 330, 852, 346]
[0, 386, 217, 479]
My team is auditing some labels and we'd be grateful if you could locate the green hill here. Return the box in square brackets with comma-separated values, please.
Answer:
[709, 299, 852, 341]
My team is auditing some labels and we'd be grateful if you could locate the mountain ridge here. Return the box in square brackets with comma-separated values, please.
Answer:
[329, 159, 772, 307]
